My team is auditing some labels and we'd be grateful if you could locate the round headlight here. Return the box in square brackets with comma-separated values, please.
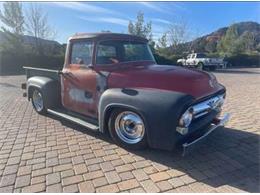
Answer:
[179, 109, 193, 127]
[215, 95, 225, 108]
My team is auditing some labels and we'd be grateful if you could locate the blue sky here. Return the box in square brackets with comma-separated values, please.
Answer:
[0, 2, 259, 44]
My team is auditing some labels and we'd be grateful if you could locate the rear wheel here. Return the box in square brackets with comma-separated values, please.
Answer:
[31, 88, 46, 114]
[108, 109, 147, 150]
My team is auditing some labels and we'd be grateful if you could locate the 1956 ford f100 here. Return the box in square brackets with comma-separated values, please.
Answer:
[21, 33, 230, 154]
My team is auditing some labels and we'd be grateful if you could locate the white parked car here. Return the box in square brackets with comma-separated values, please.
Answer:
[177, 53, 226, 71]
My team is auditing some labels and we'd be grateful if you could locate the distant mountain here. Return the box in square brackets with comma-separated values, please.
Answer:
[178, 21, 260, 54]
[0, 31, 61, 47]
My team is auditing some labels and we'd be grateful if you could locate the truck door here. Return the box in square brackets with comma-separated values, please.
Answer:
[61, 40, 99, 118]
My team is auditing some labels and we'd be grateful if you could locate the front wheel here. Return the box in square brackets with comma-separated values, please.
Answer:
[31, 88, 46, 114]
[177, 62, 183, 66]
[108, 109, 147, 150]
[197, 62, 204, 70]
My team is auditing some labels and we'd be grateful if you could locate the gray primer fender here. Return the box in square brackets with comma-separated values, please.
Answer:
[27, 76, 61, 109]
[98, 88, 194, 150]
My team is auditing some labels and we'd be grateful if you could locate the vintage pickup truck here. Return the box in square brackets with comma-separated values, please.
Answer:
[177, 53, 226, 71]
[22, 33, 230, 154]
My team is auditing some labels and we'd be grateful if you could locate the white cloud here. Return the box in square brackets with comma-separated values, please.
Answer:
[78, 16, 129, 27]
[139, 2, 187, 15]
[139, 2, 166, 13]
[152, 18, 172, 25]
[51, 2, 118, 15]
[170, 2, 188, 12]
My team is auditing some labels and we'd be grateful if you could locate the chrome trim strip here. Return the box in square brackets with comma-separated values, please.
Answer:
[182, 113, 230, 156]
[47, 109, 99, 130]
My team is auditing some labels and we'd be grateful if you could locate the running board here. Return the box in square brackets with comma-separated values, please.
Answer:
[47, 109, 99, 131]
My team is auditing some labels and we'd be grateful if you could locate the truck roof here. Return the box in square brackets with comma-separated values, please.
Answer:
[69, 32, 148, 42]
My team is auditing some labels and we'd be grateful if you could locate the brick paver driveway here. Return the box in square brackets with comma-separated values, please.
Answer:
[0, 68, 259, 192]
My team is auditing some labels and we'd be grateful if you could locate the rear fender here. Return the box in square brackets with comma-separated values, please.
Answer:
[27, 76, 61, 109]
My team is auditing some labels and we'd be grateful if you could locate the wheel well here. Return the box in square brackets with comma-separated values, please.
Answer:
[197, 62, 204, 65]
[28, 86, 39, 100]
[103, 107, 115, 136]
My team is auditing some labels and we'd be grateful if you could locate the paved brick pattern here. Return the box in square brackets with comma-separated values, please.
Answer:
[0, 68, 259, 192]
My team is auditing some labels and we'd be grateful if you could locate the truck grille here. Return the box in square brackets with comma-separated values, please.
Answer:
[192, 94, 225, 119]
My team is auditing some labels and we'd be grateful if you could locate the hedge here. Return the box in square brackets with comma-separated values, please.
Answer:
[225, 54, 260, 67]
[154, 53, 182, 65]
[0, 52, 64, 75]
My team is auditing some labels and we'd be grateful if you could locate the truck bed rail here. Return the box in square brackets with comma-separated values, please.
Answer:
[23, 66, 61, 81]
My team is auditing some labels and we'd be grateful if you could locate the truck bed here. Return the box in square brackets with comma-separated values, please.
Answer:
[23, 66, 60, 81]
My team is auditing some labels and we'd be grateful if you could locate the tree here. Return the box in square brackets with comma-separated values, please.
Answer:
[128, 12, 153, 42]
[128, 21, 135, 35]
[155, 32, 169, 55]
[157, 32, 168, 49]
[205, 41, 217, 53]
[167, 21, 190, 54]
[239, 31, 256, 53]
[217, 25, 242, 55]
[0, 2, 24, 34]
[0, 2, 24, 52]
[25, 4, 56, 55]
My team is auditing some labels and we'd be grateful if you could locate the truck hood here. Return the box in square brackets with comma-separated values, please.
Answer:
[107, 64, 224, 100]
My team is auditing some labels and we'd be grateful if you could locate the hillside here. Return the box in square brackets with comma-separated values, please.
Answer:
[179, 21, 260, 54]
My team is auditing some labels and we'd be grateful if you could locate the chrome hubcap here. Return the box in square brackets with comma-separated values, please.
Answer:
[32, 90, 43, 112]
[115, 111, 145, 144]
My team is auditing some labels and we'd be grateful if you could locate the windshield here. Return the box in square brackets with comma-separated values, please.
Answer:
[96, 40, 155, 65]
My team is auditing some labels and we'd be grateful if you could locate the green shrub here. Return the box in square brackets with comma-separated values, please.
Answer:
[153, 53, 183, 65]
[226, 54, 260, 67]
[153, 53, 175, 65]
[0, 51, 64, 75]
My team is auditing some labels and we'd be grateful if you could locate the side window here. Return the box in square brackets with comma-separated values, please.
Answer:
[96, 44, 117, 65]
[70, 41, 93, 65]
[187, 54, 191, 59]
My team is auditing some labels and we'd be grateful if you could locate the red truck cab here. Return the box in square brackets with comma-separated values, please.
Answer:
[22, 33, 230, 154]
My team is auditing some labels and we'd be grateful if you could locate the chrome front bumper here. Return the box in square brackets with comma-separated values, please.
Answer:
[182, 113, 230, 156]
